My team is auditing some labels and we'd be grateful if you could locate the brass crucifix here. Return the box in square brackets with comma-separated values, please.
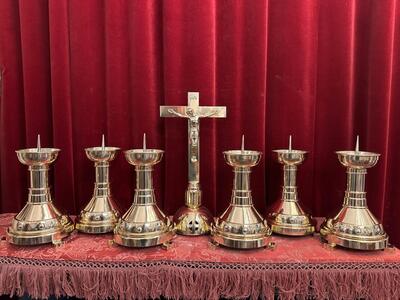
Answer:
[160, 92, 226, 235]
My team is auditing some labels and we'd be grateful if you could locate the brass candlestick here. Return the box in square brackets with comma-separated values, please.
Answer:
[320, 136, 388, 250]
[76, 135, 120, 233]
[160, 92, 226, 235]
[113, 134, 175, 247]
[267, 136, 314, 236]
[7, 135, 74, 245]
[211, 136, 272, 249]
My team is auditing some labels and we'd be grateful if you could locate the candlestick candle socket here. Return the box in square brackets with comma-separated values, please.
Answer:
[267, 135, 315, 236]
[76, 135, 121, 234]
[7, 135, 74, 245]
[320, 136, 389, 250]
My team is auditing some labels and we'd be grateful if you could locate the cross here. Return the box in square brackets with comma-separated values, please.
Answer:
[160, 92, 226, 208]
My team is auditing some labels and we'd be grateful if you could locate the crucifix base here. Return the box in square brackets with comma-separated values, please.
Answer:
[173, 206, 213, 235]
[173, 182, 213, 235]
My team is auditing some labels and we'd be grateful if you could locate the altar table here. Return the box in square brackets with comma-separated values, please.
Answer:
[0, 213, 399, 300]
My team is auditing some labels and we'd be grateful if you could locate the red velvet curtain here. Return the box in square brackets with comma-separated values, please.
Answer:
[0, 0, 399, 244]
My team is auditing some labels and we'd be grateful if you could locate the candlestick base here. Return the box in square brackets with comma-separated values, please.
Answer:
[320, 207, 388, 250]
[113, 204, 175, 247]
[113, 228, 175, 248]
[173, 205, 213, 235]
[267, 201, 314, 236]
[210, 233, 272, 249]
[75, 197, 119, 234]
[7, 202, 74, 246]
[211, 206, 272, 249]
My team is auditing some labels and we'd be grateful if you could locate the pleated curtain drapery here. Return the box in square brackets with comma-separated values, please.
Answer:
[0, 0, 399, 244]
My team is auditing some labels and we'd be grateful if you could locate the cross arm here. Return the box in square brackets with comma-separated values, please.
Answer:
[160, 105, 227, 119]
[196, 106, 226, 118]
[160, 106, 188, 118]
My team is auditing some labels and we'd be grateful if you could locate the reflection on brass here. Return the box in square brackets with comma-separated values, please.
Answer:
[113, 134, 175, 247]
[320, 136, 389, 250]
[267, 136, 314, 236]
[76, 135, 120, 234]
[211, 136, 272, 249]
[160, 92, 226, 235]
[7, 135, 73, 246]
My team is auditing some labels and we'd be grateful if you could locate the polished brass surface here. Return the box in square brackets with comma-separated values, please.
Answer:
[113, 136, 175, 247]
[173, 205, 213, 236]
[211, 137, 272, 249]
[267, 136, 314, 236]
[76, 136, 120, 234]
[320, 137, 388, 250]
[160, 92, 227, 235]
[7, 135, 73, 246]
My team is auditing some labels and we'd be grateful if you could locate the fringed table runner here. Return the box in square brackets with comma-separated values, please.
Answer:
[0, 213, 399, 300]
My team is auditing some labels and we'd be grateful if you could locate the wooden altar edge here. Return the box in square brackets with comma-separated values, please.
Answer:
[1, 256, 399, 300]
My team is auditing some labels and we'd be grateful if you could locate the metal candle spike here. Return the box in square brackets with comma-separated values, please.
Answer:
[160, 92, 227, 235]
[113, 134, 175, 247]
[211, 135, 272, 249]
[7, 135, 74, 245]
[76, 135, 120, 233]
[267, 136, 314, 236]
[320, 136, 388, 250]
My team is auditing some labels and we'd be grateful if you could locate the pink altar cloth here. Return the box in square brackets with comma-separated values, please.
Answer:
[0, 213, 399, 300]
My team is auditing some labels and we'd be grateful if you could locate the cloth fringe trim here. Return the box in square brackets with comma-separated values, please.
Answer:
[1, 258, 400, 300]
